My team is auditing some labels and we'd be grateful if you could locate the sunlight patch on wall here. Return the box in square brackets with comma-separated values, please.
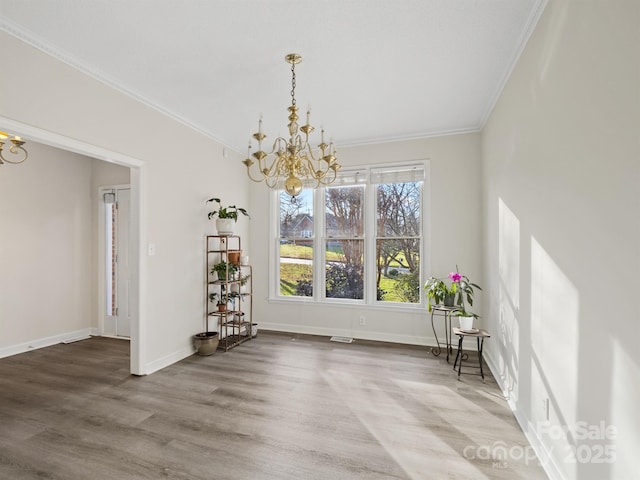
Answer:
[531, 236, 578, 414]
[497, 198, 521, 401]
[610, 338, 640, 478]
[530, 236, 579, 478]
[499, 198, 520, 307]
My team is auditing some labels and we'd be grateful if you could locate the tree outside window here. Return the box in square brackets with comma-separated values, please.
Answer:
[325, 186, 365, 299]
[376, 182, 421, 303]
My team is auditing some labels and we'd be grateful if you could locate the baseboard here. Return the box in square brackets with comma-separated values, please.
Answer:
[257, 321, 438, 347]
[143, 345, 196, 376]
[484, 351, 565, 480]
[0, 327, 97, 359]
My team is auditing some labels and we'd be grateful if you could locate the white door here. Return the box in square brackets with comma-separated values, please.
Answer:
[103, 187, 131, 338]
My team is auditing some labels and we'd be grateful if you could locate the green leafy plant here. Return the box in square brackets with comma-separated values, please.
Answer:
[210, 262, 244, 312]
[211, 261, 239, 281]
[208, 292, 225, 306]
[206, 197, 249, 221]
[423, 277, 456, 311]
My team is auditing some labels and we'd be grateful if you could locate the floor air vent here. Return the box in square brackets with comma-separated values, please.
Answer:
[330, 336, 353, 344]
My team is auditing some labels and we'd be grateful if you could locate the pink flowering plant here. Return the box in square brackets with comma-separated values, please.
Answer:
[424, 266, 481, 315]
[448, 267, 482, 318]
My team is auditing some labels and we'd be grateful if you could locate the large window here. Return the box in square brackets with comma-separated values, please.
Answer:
[275, 163, 426, 307]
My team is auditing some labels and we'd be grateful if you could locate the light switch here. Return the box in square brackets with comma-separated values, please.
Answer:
[148, 243, 156, 256]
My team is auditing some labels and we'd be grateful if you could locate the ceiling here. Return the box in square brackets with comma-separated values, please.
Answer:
[0, 0, 545, 152]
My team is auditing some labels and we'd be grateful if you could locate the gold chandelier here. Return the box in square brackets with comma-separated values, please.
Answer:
[0, 131, 28, 166]
[243, 53, 341, 197]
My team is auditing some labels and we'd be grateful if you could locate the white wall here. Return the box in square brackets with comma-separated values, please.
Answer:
[0, 142, 94, 354]
[1, 31, 249, 373]
[249, 132, 483, 345]
[482, 1, 639, 479]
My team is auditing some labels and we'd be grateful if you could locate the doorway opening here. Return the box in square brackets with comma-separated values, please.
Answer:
[101, 185, 131, 338]
[1, 115, 145, 375]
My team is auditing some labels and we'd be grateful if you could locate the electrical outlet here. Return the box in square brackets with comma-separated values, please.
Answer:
[544, 398, 550, 421]
[359, 316, 366, 326]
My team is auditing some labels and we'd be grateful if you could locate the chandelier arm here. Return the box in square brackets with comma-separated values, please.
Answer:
[261, 161, 278, 179]
[316, 167, 339, 186]
[302, 142, 320, 162]
[265, 174, 282, 189]
[244, 165, 269, 184]
[0, 145, 28, 164]
[298, 155, 316, 175]
[264, 137, 284, 156]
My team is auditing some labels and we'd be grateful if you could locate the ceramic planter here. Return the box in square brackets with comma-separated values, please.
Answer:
[228, 250, 242, 265]
[215, 218, 235, 235]
[194, 332, 219, 355]
[458, 316, 474, 331]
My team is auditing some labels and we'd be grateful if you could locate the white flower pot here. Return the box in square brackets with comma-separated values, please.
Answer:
[215, 218, 235, 235]
[459, 316, 474, 331]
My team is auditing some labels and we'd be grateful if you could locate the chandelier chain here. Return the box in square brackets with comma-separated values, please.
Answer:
[290, 61, 297, 107]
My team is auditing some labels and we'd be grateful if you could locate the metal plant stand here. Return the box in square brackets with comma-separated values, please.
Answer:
[430, 305, 460, 362]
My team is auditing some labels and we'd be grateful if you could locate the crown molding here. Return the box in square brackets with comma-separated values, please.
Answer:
[0, 19, 233, 151]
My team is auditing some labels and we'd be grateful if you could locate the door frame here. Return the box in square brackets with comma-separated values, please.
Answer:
[1, 116, 147, 375]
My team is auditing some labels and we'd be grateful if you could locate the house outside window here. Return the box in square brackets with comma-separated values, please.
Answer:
[275, 162, 427, 307]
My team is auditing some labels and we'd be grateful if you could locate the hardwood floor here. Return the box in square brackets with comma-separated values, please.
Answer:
[0, 332, 547, 479]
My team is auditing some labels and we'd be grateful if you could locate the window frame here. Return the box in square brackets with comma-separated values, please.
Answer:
[270, 161, 430, 310]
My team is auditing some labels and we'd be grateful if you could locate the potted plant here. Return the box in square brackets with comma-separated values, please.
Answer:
[194, 292, 221, 355]
[449, 268, 482, 330]
[211, 261, 239, 282]
[206, 197, 249, 235]
[424, 276, 456, 311]
[230, 273, 251, 294]
[193, 330, 219, 355]
[209, 292, 228, 311]
[228, 249, 242, 265]
[210, 262, 240, 315]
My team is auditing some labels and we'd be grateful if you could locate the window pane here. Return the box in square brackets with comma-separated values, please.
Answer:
[375, 180, 422, 305]
[279, 241, 313, 297]
[279, 190, 314, 297]
[280, 190, 313, 238]
[376, 182, 421, 237]
[326, 239, 364, 299]
[325, 186, 364, 237]
[376, 238, 421, 303]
